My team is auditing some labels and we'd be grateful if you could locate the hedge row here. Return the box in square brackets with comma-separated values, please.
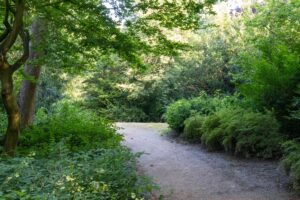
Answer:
[166, 96, 283, 159]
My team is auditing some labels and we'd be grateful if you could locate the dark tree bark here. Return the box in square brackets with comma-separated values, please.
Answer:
[19, 18, 46, 129]
[0, 0, 29, 155]
[0, 63, 21, 155]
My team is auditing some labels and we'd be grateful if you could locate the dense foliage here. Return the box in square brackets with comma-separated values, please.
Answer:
[84, 21, 237, 122]
[165, 93, 238, 131]
[165, 99, 192, 132]
[202, 107, 283, 158]
[0, 147, 153, 199]
[183, 115, 204, 142]
[20, 102, 122, 154]
[0, 102, 155, 199]
[235, 0, 300, 135]
[166, 95, 283, 159]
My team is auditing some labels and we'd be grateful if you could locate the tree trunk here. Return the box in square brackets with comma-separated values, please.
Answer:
[0, 0, 28, 155]
[0, 68, 21, 156]
[19, 18, 46, 129]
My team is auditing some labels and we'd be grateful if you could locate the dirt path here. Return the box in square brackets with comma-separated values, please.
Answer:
[117, 123, 299, 200]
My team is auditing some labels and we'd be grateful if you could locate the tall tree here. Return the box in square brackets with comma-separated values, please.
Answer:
[19, 17, 46, 129]
[0, 0, 29, 155]
[1, 0, 218, 154]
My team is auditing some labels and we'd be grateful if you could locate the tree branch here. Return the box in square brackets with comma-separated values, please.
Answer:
[11, 27, 30, 72]
[0, 0, 25, 54]
[0, 0, 12, 43]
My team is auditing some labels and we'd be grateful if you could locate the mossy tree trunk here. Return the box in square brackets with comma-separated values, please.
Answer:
[0, 0, 29, 155]
[19, 18, 46, 129]
[0, 66, 21, 155]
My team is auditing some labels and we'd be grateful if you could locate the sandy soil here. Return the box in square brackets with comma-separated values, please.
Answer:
[117, 122, 299, 200]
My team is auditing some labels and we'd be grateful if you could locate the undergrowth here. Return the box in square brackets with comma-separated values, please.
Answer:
[282, 140, 300, 191]
[166, 95, 284, 159]
[0, 101, 156, 199]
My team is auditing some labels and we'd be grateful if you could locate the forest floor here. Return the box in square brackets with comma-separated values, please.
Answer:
[117, 123, 299, 200]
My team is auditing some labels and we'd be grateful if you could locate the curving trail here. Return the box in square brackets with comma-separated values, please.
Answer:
[117, 123, 299, 200]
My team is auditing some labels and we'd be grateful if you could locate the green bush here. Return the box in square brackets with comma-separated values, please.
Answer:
[189, 94, 214, 115]
[189, 93, 239, 116]
[0, 101, 156, 199]
[166, 94, 240, 133]
[0, 142, 155, 199]
[20, 102, 122, 155]
[201, 107, 283, 158]
[183, 115, 205, 142]
[232, 110, 283, 158]
[281, 140, 300, 190]
[201, 114, 224, 151]
[235, 0, 300, 135]
[166, 95, 283, 159]
[165, 99, 191, 132]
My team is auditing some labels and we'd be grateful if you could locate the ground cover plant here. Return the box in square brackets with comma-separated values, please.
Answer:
[167, 95, 283, 158]
[0, 102, 156, 199]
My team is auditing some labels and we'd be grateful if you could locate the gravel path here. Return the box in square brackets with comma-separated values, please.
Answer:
[117, 123, 299, 200]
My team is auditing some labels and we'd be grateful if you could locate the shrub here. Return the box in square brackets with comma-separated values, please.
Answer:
[165, 99, 191, 132]
[166, 94, 283, 159]
[0, 142, 155, 199]
[201, 107, 241, 151]
[215, 108, 241, 153]
[281, 140, 300, 190]
[235, 0, 300, 135]
[190, 93, 239, 116]
[201, 107, 283, 158]
[189, 94, 214, 115]
[0, 101, 156, 199]
[183, 115, 205, 142]
[166, 94, 240, 133]
[201, 114, 224, 151]
[233, 110, 283, 158]
[20, 102, 122, 155]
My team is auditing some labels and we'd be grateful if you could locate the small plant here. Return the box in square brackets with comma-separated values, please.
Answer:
[165, 99, 192, 132]
[20, 101, 122, 155]
[189, 94, 214, 115]
[166, 94, 241, 133]
[281, 140, 300, 190]
[0, 142, 155, 199]
[0, 101, 156, 199]
[201, 114, 224, 151]
[232, 110, 283, 158]
[183, 115, 205, 142]
[201, 106, 283, 158]
[166, 94, 283, 159]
